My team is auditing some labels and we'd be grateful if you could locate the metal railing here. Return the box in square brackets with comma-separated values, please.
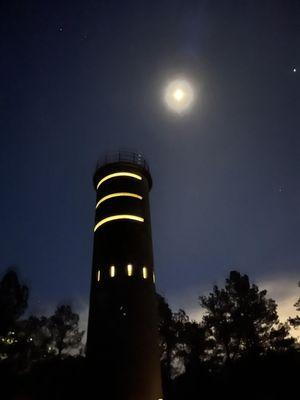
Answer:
[96, 151, 150, 171]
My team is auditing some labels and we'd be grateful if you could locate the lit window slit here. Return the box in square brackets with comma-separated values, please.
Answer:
[96, 192, 142, 209]
[97, 270, 101, 282]
[153, 272, 156, 283]
[110, 265, 116, 278]
[143, 267, 148, 279]
[94, 215, 144, 232]
[96, 172, 142, 189]
[127, 264, 133, 276]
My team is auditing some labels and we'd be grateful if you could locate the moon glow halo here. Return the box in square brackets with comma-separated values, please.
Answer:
[164, 79, 195, 114]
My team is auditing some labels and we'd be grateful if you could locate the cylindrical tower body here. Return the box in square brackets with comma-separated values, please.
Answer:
[86, 152, 162, 400]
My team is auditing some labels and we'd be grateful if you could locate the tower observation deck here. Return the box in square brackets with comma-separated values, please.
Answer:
[86, 151, 163, 400]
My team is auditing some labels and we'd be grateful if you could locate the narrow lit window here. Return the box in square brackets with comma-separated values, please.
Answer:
[127, 264, 133, 276]
[153, 272, 156, 283]
[110, 265, 116, 278]
[142, 267, 148, 279]
[94, 215, 144, 232]
[96, 192, 143, 209]
[97, 270, 101, 282]
[97, 172, 142, 189]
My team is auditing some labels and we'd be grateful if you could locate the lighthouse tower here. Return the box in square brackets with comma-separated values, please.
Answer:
[86, 151, 163, 400]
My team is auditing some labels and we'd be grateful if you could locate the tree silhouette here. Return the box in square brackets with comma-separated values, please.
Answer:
[19, 316, 54, 362]
[0, 269, 28, 337]
[199, 271, 293, 362]
[173, 311, 210, 369]
[157, 294, 176, 379]
[289, 281, 300, 329]
[48, 305, 84, 357]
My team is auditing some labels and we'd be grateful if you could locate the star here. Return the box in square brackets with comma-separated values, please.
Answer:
[278, 185, 285, 193]
[292, 67, 296, 73]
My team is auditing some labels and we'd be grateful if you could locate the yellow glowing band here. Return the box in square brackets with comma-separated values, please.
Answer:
[96, 192, 142, 209]
[143, 267, 148, 279]
[110, 266, 115, 277]
[97, 172, 142, 189]
[94, 215, 144, 232]
[97, 270, 101, 282]
[127, 264, 133, 276]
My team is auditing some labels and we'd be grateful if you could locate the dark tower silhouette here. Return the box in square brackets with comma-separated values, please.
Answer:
[86, 151, 163, 400]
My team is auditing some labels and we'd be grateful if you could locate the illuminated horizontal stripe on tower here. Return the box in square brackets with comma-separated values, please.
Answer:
[96, 192, 143, 209]
[94, 214, 144, 232]
[96, 172, 142, 189]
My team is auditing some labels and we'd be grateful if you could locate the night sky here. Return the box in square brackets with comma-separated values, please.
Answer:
[0, 1, 299, 330]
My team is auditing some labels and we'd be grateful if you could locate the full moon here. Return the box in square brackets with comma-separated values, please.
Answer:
[164, 78, 195, 114]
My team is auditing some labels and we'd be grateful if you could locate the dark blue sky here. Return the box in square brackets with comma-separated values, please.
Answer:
[0, 1, 299, 322]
